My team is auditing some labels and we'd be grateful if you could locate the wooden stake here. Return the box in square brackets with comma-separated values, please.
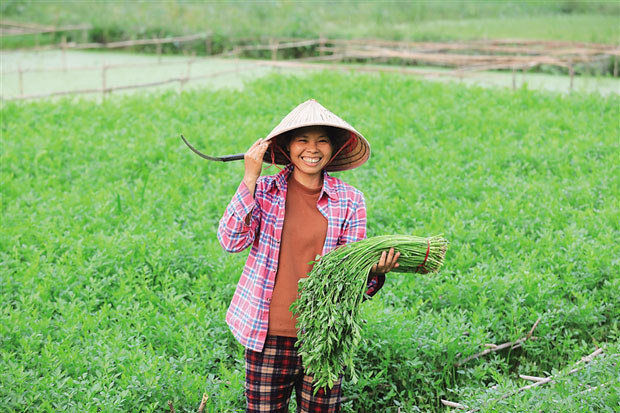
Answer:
[455, 317, 541, 367]
[181, 58, 193, 92]
[463, 348, 604, 413]
[157, 33, 162, 63]
[569, 63, 574, 92]
[18, 65, 24, 97]
[197, 393, 209, 413]
[512, 68, 516, 90]
[319, 34, 326, 56]
[271, 38, 278, 61]
[613, 55, 618, 77]
[206, 36, 212, 55]
[519, 374, 547, 382]
[101, 64, 108, 97]
[61, 35, 67, 71]
[441, 399, 467, 409]
[578, 382, 607, 395]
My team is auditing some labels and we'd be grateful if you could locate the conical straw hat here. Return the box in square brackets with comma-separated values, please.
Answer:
[264, 99, 370, 172]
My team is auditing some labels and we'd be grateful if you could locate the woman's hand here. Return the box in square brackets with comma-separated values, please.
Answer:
[243, 138, 270, 195]
[371, 247, 400, 275]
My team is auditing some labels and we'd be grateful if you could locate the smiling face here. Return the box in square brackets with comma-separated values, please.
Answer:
[286, 126, 334, 188]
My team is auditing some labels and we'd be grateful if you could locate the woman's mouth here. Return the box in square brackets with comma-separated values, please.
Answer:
[301, 156, 321, 165]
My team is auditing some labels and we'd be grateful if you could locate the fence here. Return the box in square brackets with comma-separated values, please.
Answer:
[2, 54, 266, 100]
[2, 21, 619, 100]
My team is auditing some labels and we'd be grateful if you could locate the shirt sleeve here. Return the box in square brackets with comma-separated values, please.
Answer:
[337, 191, 385, 298]
[365, 273, 386, 298]
[217, 180, 261, 253]
[337, 191, 367, 247]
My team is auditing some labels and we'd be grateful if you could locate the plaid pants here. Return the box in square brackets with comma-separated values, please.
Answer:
[245, 335, 342, 413]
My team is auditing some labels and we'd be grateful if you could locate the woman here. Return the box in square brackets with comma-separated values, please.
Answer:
[218, 99, 399, 412]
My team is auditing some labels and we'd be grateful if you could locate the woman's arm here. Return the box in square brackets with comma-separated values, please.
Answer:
[338, 191, 399, 297]
[217, 138, 270, 253]
[217, 180, 261, 253]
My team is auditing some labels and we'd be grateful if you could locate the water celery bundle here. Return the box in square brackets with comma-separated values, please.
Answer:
[290, 234, 448, 391]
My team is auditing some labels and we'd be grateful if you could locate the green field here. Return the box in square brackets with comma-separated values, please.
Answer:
[2, 71, 618, 411]
[2, 1, 619, 47]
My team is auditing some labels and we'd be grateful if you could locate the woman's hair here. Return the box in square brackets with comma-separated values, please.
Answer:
[275, 126, 349, 154]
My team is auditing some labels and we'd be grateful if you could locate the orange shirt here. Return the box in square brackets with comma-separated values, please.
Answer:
[267, 174, 328, 337]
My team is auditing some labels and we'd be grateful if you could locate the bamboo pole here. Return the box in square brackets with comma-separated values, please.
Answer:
[101, 64, 108, 97]
[156, 34, 162, 63]
[206, 36, 212, 55]
[68, 33, 207, 50]
[102, 66, 255, 94]
[225, 38, 319, 53]
[197, 393, 209, 413]
[441, 399, 467, 409]
[455, 317, 541, 367]
[2, 55, 204, 75]
[18, 65, 24, 97]
[180, 55, 193, 91]
[270, 38, 279, 60]
[6, 64, 260, 100]
[0, 21, 92, 36]
[462, 348, 604, 413]
[254, 58, 468, 78]
[61, 35, 67, 71]
[8, 87, 102, 100]
[577, 383, 607, 395]
[519, 375, 547, 382]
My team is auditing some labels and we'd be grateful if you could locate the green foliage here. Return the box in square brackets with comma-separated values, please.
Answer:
[2, 1, 619, 48]
[1, 72, 619, 411]
[292, 235, 448, 391]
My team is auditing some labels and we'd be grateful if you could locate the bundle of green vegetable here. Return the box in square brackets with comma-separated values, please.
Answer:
[290, 235, 448, 391]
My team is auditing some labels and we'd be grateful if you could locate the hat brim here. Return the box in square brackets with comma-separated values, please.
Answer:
[262, 100, 371, 172]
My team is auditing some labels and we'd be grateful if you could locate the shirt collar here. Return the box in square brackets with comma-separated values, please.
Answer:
[273, 164, 339, 201]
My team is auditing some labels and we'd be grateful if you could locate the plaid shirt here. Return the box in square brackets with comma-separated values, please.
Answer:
[218, 164, 384, 352]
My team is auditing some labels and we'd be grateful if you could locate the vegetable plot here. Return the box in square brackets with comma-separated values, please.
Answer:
[291, 235, 448, 391]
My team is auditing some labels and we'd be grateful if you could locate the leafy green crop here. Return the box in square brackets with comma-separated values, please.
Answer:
[1, 71, 618, 412]
[291, 235, 448, 391]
